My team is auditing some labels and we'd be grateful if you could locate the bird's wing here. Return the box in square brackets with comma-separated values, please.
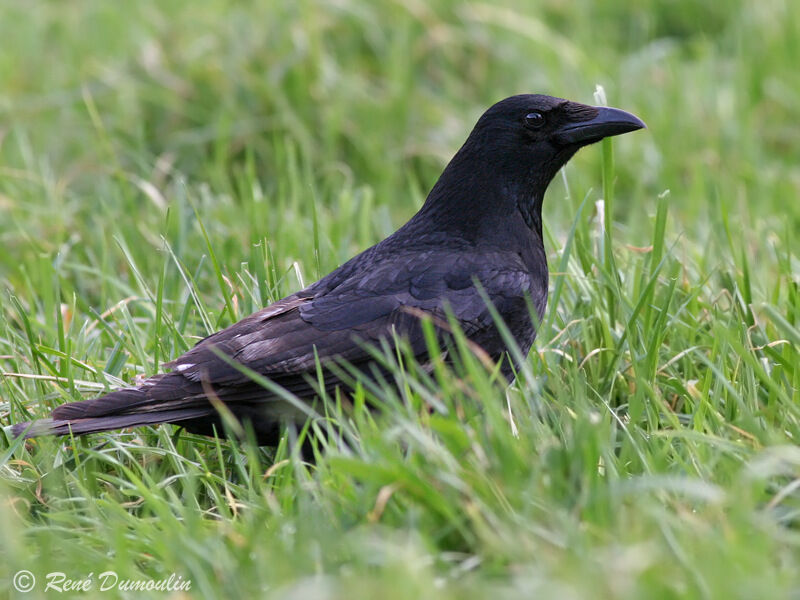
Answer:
[166, 249, 535, 388]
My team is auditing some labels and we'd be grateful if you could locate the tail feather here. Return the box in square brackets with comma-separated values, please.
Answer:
[11, 407, 217, 439]
[12, 380, 218, 440]
[51, 385, 208, 420]
[52, 388, 151, 420]
[9, 371, 302, 445]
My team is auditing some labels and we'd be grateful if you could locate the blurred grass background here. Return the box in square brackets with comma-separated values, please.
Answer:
[1, 1, 799, 598]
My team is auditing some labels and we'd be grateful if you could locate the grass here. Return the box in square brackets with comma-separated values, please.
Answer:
[1, 1, 799, 598]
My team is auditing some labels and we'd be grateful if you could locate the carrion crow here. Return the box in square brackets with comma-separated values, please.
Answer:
[12, 94, 645, 445]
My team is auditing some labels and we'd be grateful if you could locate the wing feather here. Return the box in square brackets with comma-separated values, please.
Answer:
[165, 249, 537, 392]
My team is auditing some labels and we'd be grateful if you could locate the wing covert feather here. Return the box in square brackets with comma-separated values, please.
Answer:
[167, 250, 537, 387]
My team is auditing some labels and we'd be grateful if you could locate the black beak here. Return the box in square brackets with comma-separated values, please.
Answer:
[556, 106, 646, 146]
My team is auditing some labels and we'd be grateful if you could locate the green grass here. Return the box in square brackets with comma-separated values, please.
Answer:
[1, 1, 799, 598]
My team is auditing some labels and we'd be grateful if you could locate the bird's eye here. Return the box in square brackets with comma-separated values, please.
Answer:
[524, 112, 545, 129]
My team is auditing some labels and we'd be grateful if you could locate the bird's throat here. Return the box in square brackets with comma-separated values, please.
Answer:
[517, 191, 544, 236]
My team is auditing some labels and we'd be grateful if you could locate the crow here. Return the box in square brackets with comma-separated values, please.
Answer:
[12, 94, 644, 445]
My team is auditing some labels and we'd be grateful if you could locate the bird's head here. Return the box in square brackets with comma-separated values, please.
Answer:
[420, 94, 645, 236]
[468, 94, 645, 174]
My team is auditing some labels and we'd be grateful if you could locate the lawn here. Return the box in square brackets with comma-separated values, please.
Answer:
[1, 1, 799, 598]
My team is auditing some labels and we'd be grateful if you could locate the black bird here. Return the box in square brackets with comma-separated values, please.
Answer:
[12, 94, 644, 445]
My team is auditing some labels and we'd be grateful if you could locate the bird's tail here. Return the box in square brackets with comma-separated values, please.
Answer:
[10, 385, 216, 439]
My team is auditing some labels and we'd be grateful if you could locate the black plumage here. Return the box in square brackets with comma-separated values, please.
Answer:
[12, 94, 644, 445]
